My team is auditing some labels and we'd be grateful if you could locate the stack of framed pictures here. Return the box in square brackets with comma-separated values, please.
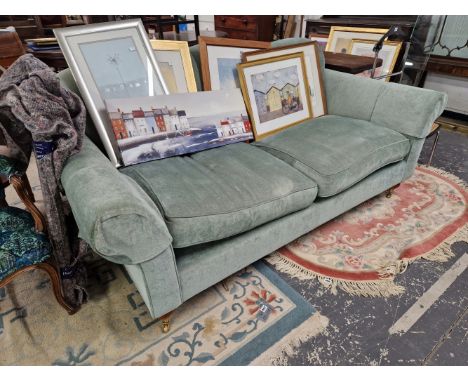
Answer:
[325, 26, 389, 54]
[55, 19, 326, 167]
[323, 26, 403, 81]
[238, 41, 327, 140]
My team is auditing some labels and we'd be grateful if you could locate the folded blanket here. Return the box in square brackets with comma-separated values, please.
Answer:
[0, 54, 88, 308]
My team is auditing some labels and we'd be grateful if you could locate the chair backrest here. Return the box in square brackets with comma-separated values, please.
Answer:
[0, 30, 25, 71]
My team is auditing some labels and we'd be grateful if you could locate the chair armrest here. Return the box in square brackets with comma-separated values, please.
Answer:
[61, 137, 173, 265]
[324, 69, 447, 138]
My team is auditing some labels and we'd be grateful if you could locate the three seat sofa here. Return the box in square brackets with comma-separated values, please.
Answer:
[59, 38, 447, 332]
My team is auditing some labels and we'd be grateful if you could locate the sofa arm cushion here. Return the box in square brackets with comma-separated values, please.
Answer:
[324, 69, 447, 138]
[61, 138, 173, 265]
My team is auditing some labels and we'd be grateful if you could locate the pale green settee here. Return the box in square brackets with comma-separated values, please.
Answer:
[59, 39, 447, 330]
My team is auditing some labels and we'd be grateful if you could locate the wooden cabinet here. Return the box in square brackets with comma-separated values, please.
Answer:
[214, 15, 276, 42]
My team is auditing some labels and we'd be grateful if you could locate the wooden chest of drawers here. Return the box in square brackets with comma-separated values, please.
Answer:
[214, 15, 276, 42]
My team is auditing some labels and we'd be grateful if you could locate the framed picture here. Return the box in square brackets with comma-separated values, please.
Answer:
[350, 39, 402, 81]
[54, 19, 168, 168]
[150, 40, 197, 93]
[326, 26, 389, 54]
[198, 36, 270, 91]
[238, 53, 312, 140]
[308, 33, 329, 51]
[242, 41, 327, 118]
[105, 88, 253, 166]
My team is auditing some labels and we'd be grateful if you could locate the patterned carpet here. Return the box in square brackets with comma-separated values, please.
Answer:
[0, 260, 328, 365]
[269, 166, 467, 297]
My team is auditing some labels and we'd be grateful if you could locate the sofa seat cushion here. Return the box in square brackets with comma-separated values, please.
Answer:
[254, 115, 411, 197]
[121, 143, 318, 248]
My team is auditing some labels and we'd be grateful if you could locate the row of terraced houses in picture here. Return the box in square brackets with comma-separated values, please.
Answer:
[109, 107, 252, 141]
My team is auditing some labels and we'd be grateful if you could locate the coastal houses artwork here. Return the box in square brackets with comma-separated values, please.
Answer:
[105, 88, 253, 166]
[251, 66, 304, 123]
[109, 106, 250, 141]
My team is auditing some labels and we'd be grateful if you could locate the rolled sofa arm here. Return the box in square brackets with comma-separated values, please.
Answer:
[324, 69, 447, 139]
[61, 137, 173, 265]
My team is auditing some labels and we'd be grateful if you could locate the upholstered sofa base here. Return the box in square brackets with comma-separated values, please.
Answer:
[130, 160, 406, 318]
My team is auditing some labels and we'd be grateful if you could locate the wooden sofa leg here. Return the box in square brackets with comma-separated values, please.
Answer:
[386, 183, 400, 198]
[159, 311, 174, 333]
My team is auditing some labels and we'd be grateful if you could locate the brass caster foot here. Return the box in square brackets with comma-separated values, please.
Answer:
[386, 190, 392, 198]
[221, 281, 229, 291]
[161, 320, 171, 333]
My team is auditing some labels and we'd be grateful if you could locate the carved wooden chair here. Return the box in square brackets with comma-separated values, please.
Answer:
[0, 154, 75, 314]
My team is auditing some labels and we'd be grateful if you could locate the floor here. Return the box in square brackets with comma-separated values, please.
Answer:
[3, 126, 467, 365]
[266, 126, 467, 365]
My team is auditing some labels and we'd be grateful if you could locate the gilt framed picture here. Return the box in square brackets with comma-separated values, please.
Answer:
[326, 26, 389, 54]
[54, 19, 168, 167]
[198, 36, 270, 91]
[350, 39, 402, 81]
[238, 53, 312, 140]
[151, 40, 197, 93]
[242, 41, 327, 117]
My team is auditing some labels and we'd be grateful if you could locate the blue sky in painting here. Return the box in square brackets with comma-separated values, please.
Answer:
[217, 58, 241, 89]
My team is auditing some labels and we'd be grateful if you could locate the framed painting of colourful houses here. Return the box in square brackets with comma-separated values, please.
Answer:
[105, 88, 253, 166]
[238, 53, 312, 140]
[242, 41, 327, 118]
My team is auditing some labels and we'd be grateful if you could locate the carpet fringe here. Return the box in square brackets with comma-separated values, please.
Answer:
[266, 254, 406, 297]
[249, 312, 329, 365]
[420, 223, 467, 262]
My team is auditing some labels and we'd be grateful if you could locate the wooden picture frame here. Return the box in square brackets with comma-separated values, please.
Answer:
[238, 52, 313, 140]
[198, 36, 270, 91]
[350, 39, 402, 81]
[241, 41, 327, 118]
[326, 26, 389, 54]
[150, 40, 197, 93]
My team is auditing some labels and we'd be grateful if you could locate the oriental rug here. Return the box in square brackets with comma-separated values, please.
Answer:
[268, 166, 467, 297]
[2, 157, 329, 366]
[0, 260, 327, 365]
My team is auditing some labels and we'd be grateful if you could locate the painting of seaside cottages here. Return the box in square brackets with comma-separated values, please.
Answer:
[252, 65, 304, 123]
[105, 88, 253, 166]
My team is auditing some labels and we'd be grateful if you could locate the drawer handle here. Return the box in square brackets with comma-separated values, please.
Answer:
[221, 17, 226, 23]
[242, 18, 248, 24]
